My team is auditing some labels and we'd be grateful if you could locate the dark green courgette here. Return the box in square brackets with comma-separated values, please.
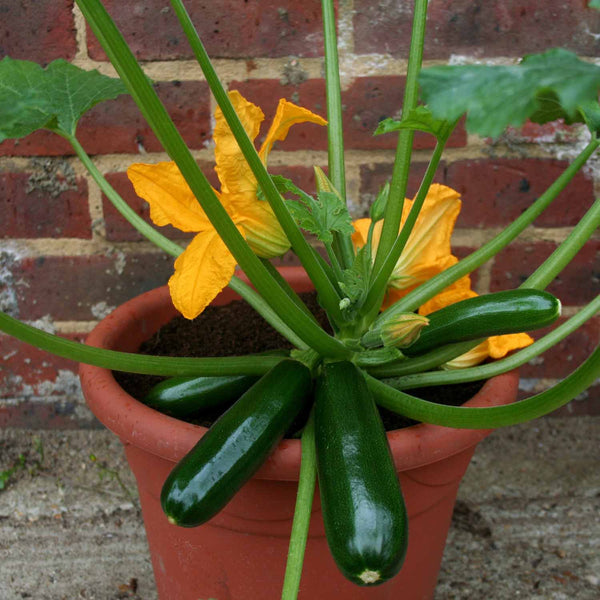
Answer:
[143, 374, 259, 418]
[315, 361, 408, 586]
[161, 359, 312, 527]
[404, 289, 561, 356]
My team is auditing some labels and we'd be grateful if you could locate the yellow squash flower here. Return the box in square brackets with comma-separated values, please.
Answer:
[353, 183, 533, 365]
[127, 91, 326, 319]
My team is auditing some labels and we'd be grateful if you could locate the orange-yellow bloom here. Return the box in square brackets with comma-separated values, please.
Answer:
[127, 91, 326, 319]
[353, 183, 533, 365]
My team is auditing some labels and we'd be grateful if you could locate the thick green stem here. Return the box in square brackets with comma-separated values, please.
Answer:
[382, 294, 600, 389]
[0, 311, 284, 376]
[363, 138, 445, 322]
[367, 342, 600, 428]
[522, 196, 600, 290]
[281, 411, 317, 600]
[76, 0, 350, 359]
[169, 0, 345, 326]
[67, 134, 183, 258]
[373, 0, 429, 274]
[377, 138, 600, 321]
[321, 0, 355, 269]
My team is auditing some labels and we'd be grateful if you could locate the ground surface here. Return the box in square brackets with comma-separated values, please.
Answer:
[0, 416, 598, 600]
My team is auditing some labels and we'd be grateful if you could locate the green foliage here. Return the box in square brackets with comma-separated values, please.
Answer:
[338, 246, 372, 317]
[0, 57, 127, 141]
[590, 0, 600, 9]
[268, 175, 354, 245]
[419, 49, 600, 138]
[374, 106, 454, 141]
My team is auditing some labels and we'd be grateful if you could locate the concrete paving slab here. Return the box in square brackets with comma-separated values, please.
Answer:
[1, 416, 598, 600]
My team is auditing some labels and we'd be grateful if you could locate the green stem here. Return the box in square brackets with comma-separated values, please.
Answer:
[373, 0, 428, 274]
[367, 339, 484, 378]
[169, 0, 345, 326]
[66, 133, 183, 258]
[321, 0, 355, 269]
[76, 0, 350, 359]
[382, 294, 600, 389]
[367, 342, 600, 428]
[363, 138, 445, 322]
[0, 311, 284, 376]
[281, 411, 317, 600]
[377, 138, 600, 321]
[522, 196, 600, 290]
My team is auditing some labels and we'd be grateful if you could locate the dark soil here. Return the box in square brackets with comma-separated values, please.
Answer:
[114, 292, 484, 433]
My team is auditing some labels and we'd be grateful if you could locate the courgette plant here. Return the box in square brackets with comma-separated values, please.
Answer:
[1, 0, 600, 595]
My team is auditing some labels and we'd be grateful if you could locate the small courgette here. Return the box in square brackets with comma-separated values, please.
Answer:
[143, 374, 259, 418]
[315, 361, 408, 586]
[404, 288, 561, 356]
[161, 359, 312, 527]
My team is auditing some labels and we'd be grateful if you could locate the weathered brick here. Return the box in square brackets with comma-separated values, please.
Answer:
[0, 81, 211, 157]
[11, 253, 174, 321]
[354, 0, 600, 59]
[87, 0, 324, 61]
[0, 172, 91, 239]
[0, 0, 76, 63]
[0, 400, 97, 429]
[0, 334, 83, 399]
[445, 159, 594, 228]
[490, 241, 600, 305]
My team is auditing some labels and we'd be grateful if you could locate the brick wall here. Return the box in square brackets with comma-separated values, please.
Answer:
[1, 0, 599, 427]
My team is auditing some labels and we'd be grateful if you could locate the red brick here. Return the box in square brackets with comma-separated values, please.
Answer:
[0, 0, 76, 63]
[519, 315, 600, 381]
[490, 241, 600, 305]
[87, 0, 324, 61]
[11, 253, 174, 321]
[0, 172, 91, 239]
[354, 1, 600, 59]
[445, 159, 594, 229]
[0, 81, 211, 157]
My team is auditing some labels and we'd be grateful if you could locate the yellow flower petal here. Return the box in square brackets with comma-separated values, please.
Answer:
[258, 98, 327, 162]
[214, 90, 264, 196]
[390, 184, 461, 292]
[418, 276, 476, 316]
[168, 230, 238, 319]
[487, 333, 534, 359]
[442, 341, 490, 369]
[229, 192, 290, 258]
[127, 162, 211, 232]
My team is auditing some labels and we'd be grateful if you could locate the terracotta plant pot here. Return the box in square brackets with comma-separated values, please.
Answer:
[80, 267, 519, 600]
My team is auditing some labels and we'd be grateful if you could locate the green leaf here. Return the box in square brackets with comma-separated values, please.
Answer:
[579, 100, 600, 136]
[374, 106, 453, 140]
[338, 245, 372, 315]
[419, 48, 600, 138]
[268, 175, 354, 244]
[0, 57, 127, 141]
[42, 60, 128, 136]
[590, 0, 600, 9]
[0, 58, 54, 141]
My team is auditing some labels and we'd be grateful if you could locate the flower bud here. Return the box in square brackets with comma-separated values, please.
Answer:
[380, 313, 429, 349]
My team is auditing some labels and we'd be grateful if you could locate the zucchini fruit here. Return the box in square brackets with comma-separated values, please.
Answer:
[315, 361, 408, 586]
[161, 359, 312, 527]
[143, 374, 258, 418]
[404, 289, 561, 356]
